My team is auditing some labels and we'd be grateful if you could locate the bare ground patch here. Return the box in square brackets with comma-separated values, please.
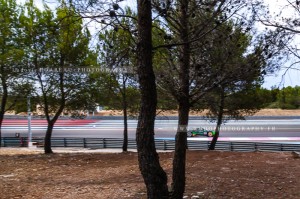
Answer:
[97, 109, 300, 116]
[0, 149, 299, 199]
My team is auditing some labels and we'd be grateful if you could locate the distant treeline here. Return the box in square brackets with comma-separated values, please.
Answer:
[258, 86, 300, 109]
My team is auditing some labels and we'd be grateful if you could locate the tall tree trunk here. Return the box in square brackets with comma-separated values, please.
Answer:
[122, 77, 128, 152]
[136, 0, 169, 198]
[42, 60, 65, 153]
[209, 88, 225, 150]
[44, 121, 54, 154]
[171, 0, 190, 198]
[171, 100, 189, 199]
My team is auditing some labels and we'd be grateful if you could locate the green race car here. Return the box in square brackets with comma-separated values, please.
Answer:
[187, 128, 215, 137]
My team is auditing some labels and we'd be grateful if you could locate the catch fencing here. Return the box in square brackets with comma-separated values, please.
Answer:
[1, 137, 300, 152]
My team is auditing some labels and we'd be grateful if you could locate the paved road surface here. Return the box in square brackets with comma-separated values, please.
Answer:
[2, 119, 300, 142]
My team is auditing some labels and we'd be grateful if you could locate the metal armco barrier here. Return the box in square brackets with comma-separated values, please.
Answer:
[1, 137, 300, 152]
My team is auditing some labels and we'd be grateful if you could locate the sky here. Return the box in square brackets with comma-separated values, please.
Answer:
[16, 0, 300, 89]
[261, 0, 300, 88]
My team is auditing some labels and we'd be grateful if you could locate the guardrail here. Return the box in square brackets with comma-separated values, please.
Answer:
[1, 137, 300, 152]
[4, 115, 300, 120]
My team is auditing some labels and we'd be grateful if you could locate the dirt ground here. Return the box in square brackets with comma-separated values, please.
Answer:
[12, 108, 300, 117]
[253, 109, 300, 116]
[0, 148, 299, 199]
[98, 109, 300, 116]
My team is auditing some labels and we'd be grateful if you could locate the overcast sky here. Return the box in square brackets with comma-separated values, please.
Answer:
[17, 0, 300, 89]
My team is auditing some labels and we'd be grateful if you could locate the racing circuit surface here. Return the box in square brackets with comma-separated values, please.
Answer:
[2, 118, 300, 142]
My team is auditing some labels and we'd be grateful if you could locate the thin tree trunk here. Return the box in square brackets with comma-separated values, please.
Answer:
[0, 80, 8, 148]
[122, 107, 128, 152]
[42, 54, 65, 153]
[0, 107, 5, 148]
[209, 117, 221, 150]
[171, 0, 190, 198]
[44, 121, 54, 154]
[43, 103, 65, 154]
[44, 107, 64, 154]
[122, 77, 128, 152]
[171, 100, 189, 199]
[209, 88, 225, 150]
[0, 116, 3, 147]
[136, 0, 169, 198]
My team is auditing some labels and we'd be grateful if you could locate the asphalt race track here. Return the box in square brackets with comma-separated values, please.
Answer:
[1, 119, 300, 142]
